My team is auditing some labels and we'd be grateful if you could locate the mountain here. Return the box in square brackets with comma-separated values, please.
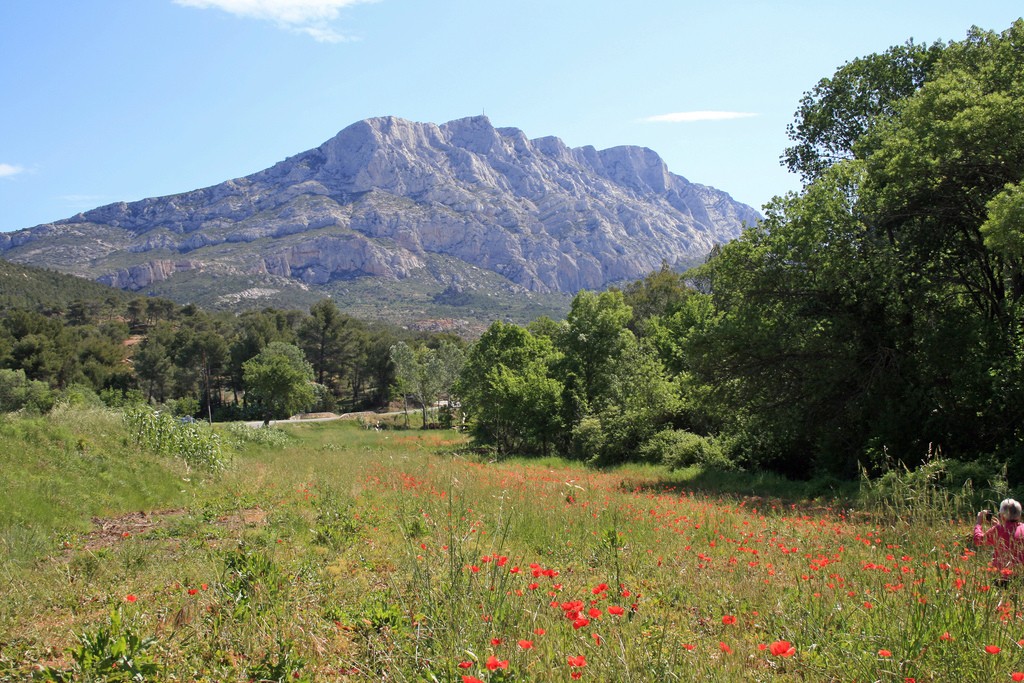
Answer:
[0, 115, 760, 326]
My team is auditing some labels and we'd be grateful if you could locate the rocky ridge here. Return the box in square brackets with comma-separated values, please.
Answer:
[0, 115, 760, 307]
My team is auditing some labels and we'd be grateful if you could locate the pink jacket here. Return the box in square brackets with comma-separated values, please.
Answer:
[974, 520, 1024, 570]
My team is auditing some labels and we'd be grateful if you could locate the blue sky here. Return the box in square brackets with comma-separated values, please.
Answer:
[1, 1, 1022, 232]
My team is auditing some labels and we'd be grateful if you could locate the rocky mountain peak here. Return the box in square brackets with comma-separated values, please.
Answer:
[0, 115, 761, 321]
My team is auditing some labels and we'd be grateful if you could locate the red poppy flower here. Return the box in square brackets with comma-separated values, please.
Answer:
[985, 645, 1001, 655]
[718, 642, 733, 654]
[457, 661, 473, 669]
[518, 640, 533, 650]
[125, 594, 137, 603]
[485, 655, 508, 670]
[721, 615, 737, 625]
[769, 640, 796, 657]
[681, 643, 696, 651]
[567, 655, 587, 667]
[878, 649, 892, 658]
[462, 677, 484, 683]
[608, 605, 625, 616]
[1011, 673, 1024, 682]
[940, 632, 953, 641]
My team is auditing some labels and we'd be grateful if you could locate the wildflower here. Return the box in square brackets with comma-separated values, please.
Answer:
[682, 643, 696, 651]
[533, 627, 546, 635]
[125, 594, 137, 603]
[769, 640, 796, 657]
[462, 677, 484, 683]
[608, 605, 625, 616]
[517, 640, 533, 650]
[721, 615, 737, 625]
[878, 649, 892, 657]
[490, 638, 503, 646]
[719, 642, 733, 654]
[986, 645, 1002, 655]
[457, 661, 473, 669]
[188, 588, 198, 596]
[940, 632, 953, 641]
[485, 655, 508, 670]
[1012, 673, 1024, 682]
[572, 617, 590, 630]
[588, 607, 602, 618]
[567, 655, 587, 667]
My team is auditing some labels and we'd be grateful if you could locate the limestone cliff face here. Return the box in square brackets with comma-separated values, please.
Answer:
[0, 116, 760, 295]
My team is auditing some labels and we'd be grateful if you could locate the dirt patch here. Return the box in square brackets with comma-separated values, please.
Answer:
[78, 506, 268, 551]
[215, 507, 268, 531]
[80, 509, 185, 550]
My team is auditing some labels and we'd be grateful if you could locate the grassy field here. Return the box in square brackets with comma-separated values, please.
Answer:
[0, 408, 1020, 681]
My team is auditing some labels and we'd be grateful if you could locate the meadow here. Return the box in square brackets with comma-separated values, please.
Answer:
[0, 406, 1021, 682]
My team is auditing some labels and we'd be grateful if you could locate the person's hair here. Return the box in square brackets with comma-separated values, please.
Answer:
[999, 498, 1022, 522]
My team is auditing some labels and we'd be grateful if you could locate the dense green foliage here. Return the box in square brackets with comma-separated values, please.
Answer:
[0, 262, 462, 420]
[457, 22, 1024, 482]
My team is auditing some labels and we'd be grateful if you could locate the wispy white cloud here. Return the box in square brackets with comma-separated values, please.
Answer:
[59, 194, 108, 205]
[173, 0, 373, 42]
[0, 163, 25, 178]
[641, 111, 759, 123]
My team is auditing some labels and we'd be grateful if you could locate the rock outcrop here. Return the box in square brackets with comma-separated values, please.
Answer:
[0, 115, 760, 298]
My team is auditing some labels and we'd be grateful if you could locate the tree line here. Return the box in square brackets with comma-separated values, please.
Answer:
[0, 293, 461, 420]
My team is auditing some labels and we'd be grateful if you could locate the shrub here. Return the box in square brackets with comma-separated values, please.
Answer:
[640, 429, 732, 470]
[0, 368, 55, 414]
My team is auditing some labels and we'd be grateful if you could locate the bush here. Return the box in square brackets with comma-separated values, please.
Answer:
[0, 369, 54, 414]
[57, 384, 104, 409]
[571, 416, 607, 462]
[640, 429, 732, 470]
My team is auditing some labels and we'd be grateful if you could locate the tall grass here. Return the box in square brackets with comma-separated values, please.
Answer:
[1, 413, 1021, 681]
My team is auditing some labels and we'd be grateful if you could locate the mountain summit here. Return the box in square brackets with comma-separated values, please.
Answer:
[1, 116, 759, 320]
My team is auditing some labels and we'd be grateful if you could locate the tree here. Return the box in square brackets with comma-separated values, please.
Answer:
[688, 21, 1024, 477]
[297, 299, 353, 389]
[558, 290, 634, 412]
[782, 40, 944, 183]
[390, 341, 465, 427]
[458, 322, 563, 455]
[243, 342, 315, 424]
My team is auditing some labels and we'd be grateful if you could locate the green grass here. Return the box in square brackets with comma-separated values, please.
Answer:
[0, 407, 191, 565]
[0, 409, 1020, 682]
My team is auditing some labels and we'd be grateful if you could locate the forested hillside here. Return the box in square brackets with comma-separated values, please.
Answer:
[0, 261, 459, 419]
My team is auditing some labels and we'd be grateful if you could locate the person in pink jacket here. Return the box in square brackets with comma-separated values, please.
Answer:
[975, 498, 1024, 581]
